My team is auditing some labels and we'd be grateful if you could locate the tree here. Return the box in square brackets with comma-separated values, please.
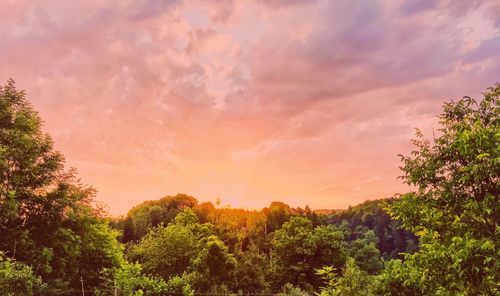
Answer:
[328, 198, 418, 260]
[123, 194, 198, 241]
[385, 84, 500, 294]
[263, 201, 292, 233]
[0, 80, 127, 293]
[128, 208, 236, 292]
[348, 230, 383, 274]
[128, 210, 198, 279]
[0, 252, 47, 296]
[195, 201, 216, 224]
[231, 244, 269, 293]
[191, 234, 236, 291]
[0, 79, 65, 263]
[316, 258, 375, 296]
[97, 261, 169, 296]
[276, 283, 310, 296]
[271, 216, 346, 292]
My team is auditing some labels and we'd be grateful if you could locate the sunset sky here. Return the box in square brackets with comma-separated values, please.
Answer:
[0, 0, 499, 215]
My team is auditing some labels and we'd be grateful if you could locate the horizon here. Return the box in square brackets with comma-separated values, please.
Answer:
[1, 0, 499, 215]
[106, 191, 360, 217]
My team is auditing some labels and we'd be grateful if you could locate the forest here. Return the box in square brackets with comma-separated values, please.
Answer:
[0, 79, 498, 295]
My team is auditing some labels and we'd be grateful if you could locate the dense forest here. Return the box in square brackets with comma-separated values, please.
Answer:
[0, 79, 498, 295]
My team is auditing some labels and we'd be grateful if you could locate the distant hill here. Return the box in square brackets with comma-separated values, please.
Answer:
[328, 198, 418, 259]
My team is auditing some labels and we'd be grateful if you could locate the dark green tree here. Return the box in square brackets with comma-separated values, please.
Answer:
[264, 201, 292, 233]
[231, 244, 269, 293]
[0, 79, 64, 263]
[121, 193, 198, 241]
[348, 230, 383, 274]
[328, 198, 418, 259]
[0, 80, 128, 293]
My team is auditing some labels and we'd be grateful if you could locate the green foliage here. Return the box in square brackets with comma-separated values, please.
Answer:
[329, 198, 418, 259]
[192, 234, 237, 290]
[119, 194, 198, 241]
[98, 261, 168, 296]
[164, 274, 195, 296]
[271, 216, 346, 291]
[276, 283, 311, 296]
[373, 259, 421, 296]
[128, 208, 236, 292]
[316, 258, 375, 296]
[0, 79, 141, 294]
[232, 244, 269, 293]
[347, 230, 383, 274]
[129, 222, 196, 278]
[384, 84, 500, 295]
[0, 252, 47, 296]
[3, 79, 497, 295]
[264, 201, 292, 233]
[0, 79, 64, 199]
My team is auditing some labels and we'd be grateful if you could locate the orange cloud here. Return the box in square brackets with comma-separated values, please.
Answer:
[0, 0, 498, 214]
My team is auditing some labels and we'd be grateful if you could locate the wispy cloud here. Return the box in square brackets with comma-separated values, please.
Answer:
[0, 0, 498, 214]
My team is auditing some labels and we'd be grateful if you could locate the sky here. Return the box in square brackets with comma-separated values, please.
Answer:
[0, 0, 499, 215]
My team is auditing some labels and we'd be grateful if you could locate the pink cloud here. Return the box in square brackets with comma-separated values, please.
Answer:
[0, 0, 498, 214]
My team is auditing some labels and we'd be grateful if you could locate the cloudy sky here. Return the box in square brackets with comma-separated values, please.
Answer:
[1, 0, 499, 215]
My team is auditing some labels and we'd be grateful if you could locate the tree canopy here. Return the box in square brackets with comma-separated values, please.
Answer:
[383, 84, 499, 295]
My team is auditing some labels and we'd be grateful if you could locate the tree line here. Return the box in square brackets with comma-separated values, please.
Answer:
[0, 80, 498, 295]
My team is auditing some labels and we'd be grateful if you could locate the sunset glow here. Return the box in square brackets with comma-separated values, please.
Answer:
[1, 0, 498, 215]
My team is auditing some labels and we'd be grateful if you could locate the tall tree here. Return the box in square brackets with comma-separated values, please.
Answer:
[385, 84, 499, 294]
[0, 79, 64, 260]
[0, 80, 126, 293]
